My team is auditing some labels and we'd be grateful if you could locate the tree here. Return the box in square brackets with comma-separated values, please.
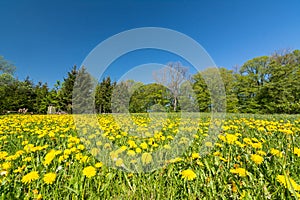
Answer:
[129, 83, 172, 113]
[72, 66, 97, 114]
[219, 68, 239, 113]
[33, 82, 50, 113]
[259, 50, 300, 113]
[178, 80, 198, 112]
[111, 81, 131, 113]
[236, 56, 270, 113]
[0, 56, 17, 113]
[192, 68, 227, 112]
[59, 66, 78, 113]
[153, 62, 189, 112]
[95, 77, 116, 113]
[0, 56, 16, 75]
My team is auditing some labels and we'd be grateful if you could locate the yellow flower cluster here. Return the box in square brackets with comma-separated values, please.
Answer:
[0, 114, 299, 198]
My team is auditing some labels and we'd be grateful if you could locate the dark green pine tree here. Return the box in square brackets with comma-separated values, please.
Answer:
[95, 76, 116, 113]
[59, 66, 78, 113]
[72, 66, 97, 114]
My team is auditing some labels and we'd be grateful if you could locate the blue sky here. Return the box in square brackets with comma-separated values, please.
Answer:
[0, 0, 300, 87]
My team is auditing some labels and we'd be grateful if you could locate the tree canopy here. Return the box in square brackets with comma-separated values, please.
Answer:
[1, 49, 300, 114]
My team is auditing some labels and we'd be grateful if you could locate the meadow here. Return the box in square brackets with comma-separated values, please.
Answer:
[0, 113, 300, 199]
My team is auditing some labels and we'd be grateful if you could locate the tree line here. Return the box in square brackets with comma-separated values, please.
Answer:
[1, 49, 300, 114]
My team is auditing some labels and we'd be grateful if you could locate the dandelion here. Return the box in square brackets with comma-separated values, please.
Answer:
[294, 147, 300, 157]
[213, 151, 221, 156]
[277, 175, 300, 191]
[82, 166, 96, 178]
[251, 154, 264, 164]
[243, 138, 252, 145]
[128, 140, 137, 148]
[240, 190, 247, 199]
[35, 194, 42, 200]
[191, 153, 200, 159]
[80, 156, 89, 163]
[13, 165, 26, 173]
[141, 153, 152, 165]
[205, 142, 213, 147]
[23, 157, 32, 162]
[43, 172, 56, 184]
[169, 157, 183, 163]
[135, 148, 142, 153]
[181, 169, 197, 181]
[115, 158, 124, 167]
[22, 171, 39, 184]
[230, 168, 248, 177]
[1, 162, 11, 170]
[251, 142, 262, 149]
[77, 144, 85, 150]
[43, 150, 56, 166]
[95, 162, 103, 168]
[219, 157, 228, 162]
[270, 148, 283, 158]
[32, 189, 39, 194]
[0, 151, 8, 160]
[225, 134, 238, 144]
[257, 150, 267, 156]
[127, 150, 136, 156]
[196, 160, 204, 167]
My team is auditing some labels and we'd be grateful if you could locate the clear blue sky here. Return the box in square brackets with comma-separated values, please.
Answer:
[0, 0, 300, 87]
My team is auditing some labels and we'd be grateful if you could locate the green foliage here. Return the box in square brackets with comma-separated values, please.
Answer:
[1, 49, 300, 114]
[72, 67, 97, 114]
[59, 66, 78, 113]
[0, 55, 16, 75]
[129, 83, 172, 113]
[95, 77, 116, 113]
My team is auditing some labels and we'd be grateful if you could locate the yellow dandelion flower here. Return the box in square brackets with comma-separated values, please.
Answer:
[115, 158, 124, 167]
[277, 175, 300, 191]
[23, 157, 32, 162]
[82, 166, 96, 178]
[169, 157, 183, 163]
[1, 162, 11, 170]
[35, 194, 42, 200]
[95, 162, 103, 168]
[270, 148, 283, 158]
[13, 165, 26, 173]
[294, 147, 300, 157]
[251, 154, 264, 164]
[225, 134, 238, 144]
[141, 153, 152, 165]
[230, 168, 248, 177]
[251, 142, 262, 149]
[181, 169, 197, 181]
[213, 151, 221, 156]
[196, 160, 204, 167]
[22, 171, 39, 184]
[80, 156, 89, 163]
[128, 140, 137, 148]
[135, 148, 142, 153]
[0, 151, 8, 160]
[205, 142, 213, 147]
[127, 150, 136, 156]
[43, 172, 56, 184]
[257, 150, 267, 156]
[43, 150, 56, 166]
[191, 153, 200, 159]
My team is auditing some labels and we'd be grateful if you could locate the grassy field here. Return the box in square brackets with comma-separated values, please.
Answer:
[0, 113, 300, 199]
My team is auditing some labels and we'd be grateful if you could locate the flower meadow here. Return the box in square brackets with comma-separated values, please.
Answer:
[0, 114, 300, 199]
